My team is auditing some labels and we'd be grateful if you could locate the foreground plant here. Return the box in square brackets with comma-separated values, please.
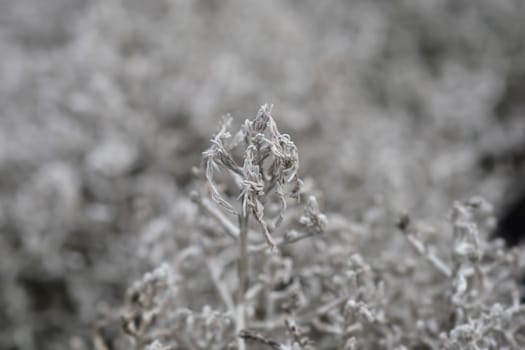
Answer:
[118, 105, 325, 349]
[201, 104, 307, 349]
[116, 106, 525, 350]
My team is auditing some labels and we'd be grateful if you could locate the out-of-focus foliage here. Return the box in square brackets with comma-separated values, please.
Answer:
[0, 0, 524, 349]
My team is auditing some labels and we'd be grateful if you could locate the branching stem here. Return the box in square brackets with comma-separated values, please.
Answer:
[237, 211, 250, 350]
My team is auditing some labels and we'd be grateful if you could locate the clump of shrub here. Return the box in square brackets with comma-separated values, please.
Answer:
[117, 106, 525, 349]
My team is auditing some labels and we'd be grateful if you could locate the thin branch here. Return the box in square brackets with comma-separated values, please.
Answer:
[192, 194, 239, 240]
[404, 233, 451, 278]
[205, 258, 235, 311]
[248, 231, 316, 254]
[237, 211, 250, 350]
[239, 330, 285, 350]
[300, 296, 347, 321]
[397, 214, 451, 278]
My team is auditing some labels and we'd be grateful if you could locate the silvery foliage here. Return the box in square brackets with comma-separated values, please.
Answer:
[117, 109, 525, 350]
[118, 106, 327, 349]
[203, 104, 302, 250]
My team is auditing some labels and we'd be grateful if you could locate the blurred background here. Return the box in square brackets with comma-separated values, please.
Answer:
[0, 0, 524, 349]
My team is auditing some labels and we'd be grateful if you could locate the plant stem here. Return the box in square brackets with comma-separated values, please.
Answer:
[194, 195, 239, 240]
[237, 211, 250, 350]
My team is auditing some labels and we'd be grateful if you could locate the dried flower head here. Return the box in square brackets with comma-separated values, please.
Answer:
[202, 104, 302, 249]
